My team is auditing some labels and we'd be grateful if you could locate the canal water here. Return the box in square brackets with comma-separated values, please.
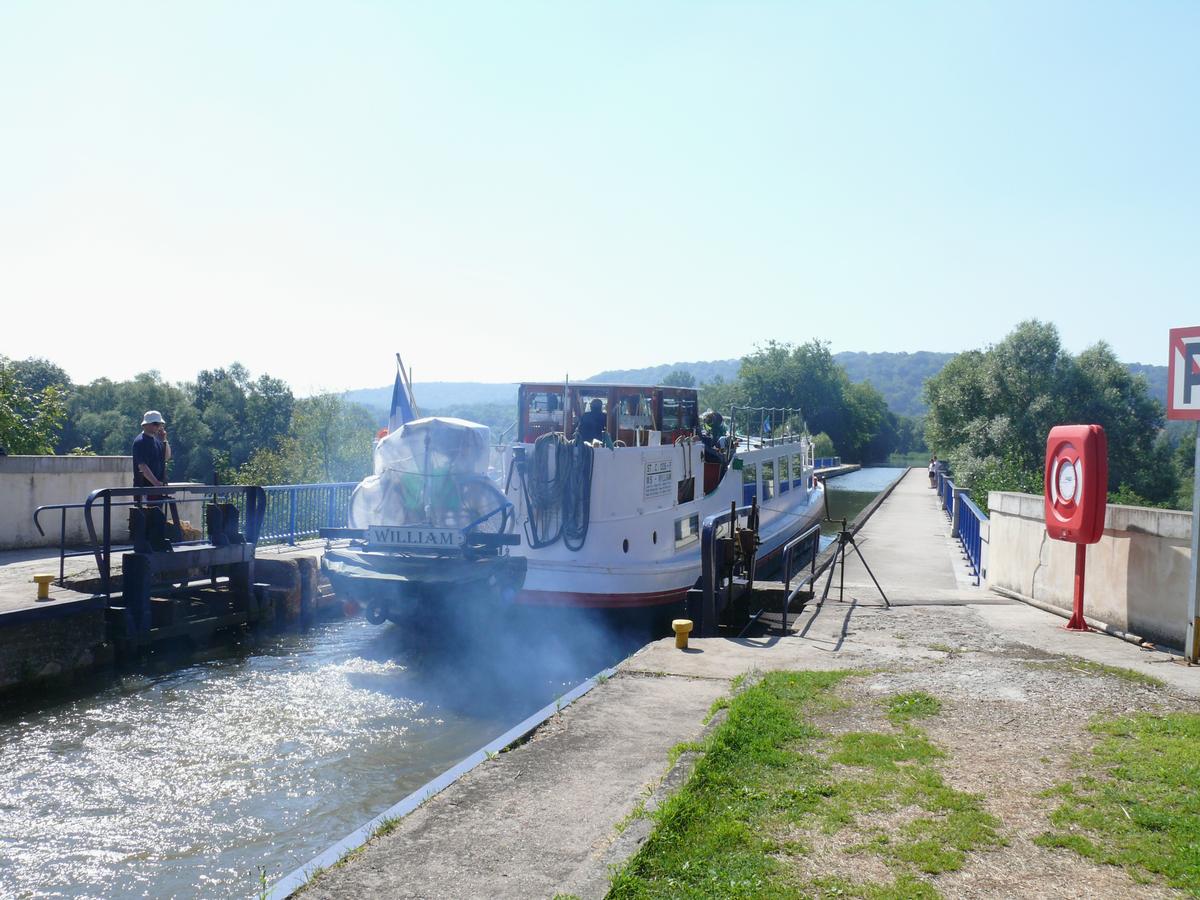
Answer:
[0, 467, 909, 899]
[820, 466, 906, 539]
[0, 617, 635, 898]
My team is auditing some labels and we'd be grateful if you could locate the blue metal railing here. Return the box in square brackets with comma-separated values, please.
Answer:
[255, 483, 358, 545]
[934, 471, 987, 586]
[813, 457, 841, 470]
[956, 493, 986, 585]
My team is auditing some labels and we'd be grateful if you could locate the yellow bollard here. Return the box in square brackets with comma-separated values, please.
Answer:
[672, 618, 693, 650]
[33, 573, 55, 600]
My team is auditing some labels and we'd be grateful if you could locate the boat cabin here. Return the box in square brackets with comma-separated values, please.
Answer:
[516, 383, 699, 447]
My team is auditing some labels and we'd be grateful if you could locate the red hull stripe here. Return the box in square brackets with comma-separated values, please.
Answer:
[517, 587, 688, 609]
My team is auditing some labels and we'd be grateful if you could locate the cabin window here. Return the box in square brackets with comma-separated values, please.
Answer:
[527, 391, 564, 425]
[618, 393, 653, 431]
[762, 460, 775, 500]
[661, 397, 682, 431]
[742, 462, 757, 506]
[674, 513, 700, 548]
[679, 399, 698, 431]
[778, 456, 790, 493]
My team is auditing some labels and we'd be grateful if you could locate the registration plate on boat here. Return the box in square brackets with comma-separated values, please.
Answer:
[367, 526, 465, 549]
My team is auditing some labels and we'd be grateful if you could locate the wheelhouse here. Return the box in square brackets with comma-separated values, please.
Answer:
[516, 383, 700, 446]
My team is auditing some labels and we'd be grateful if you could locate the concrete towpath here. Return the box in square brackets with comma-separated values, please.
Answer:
[298, 469, 1200, 899]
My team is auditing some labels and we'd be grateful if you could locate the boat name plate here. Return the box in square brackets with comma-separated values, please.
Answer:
[644, 459, 673, 500]
[367, 525, 465, 548]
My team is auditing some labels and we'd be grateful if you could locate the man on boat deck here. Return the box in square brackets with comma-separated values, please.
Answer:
[576, 398, 612, 446]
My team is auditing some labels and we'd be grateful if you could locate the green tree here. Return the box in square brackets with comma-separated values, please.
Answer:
[0, 357, 65, 454]
[662, 369, 696, 388]
[8, 357, 72, 395]
[698, 375, 744, 418]
[924, 320, 1173, 504]
[737, 340, 897, 462]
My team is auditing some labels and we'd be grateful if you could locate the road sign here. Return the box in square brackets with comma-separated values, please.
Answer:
[1170, 327, 1200, 662]
[1168, 326, 1200, 421]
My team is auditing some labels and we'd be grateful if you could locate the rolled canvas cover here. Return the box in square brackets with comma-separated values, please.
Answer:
[349, 417, 492, 529]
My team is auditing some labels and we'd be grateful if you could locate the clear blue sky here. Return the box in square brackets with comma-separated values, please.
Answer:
[1, 2, 1195, 393]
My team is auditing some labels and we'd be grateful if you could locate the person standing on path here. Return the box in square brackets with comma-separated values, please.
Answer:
[132, 410, 171, 502]
[928, 455, 937, 488]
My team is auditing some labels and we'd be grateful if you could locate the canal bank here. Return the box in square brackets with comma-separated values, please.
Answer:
[294, 469, 1200, 900]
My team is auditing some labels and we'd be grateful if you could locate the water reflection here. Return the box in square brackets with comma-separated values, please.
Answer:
[0, 614, 630, 898]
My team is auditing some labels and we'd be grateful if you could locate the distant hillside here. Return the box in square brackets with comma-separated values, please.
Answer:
[343, 357, 1169, 421]
[1127, 363, 1167, 409]
[585, 359, 741, 386]
[344, 382, 518, 417]
[833, 352, 955, 417]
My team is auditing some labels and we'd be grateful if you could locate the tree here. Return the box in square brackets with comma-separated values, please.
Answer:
[8, 357, 72, 395]
[662, 369, 696, 388]
[737, 340, 898, 462]
[924, 320, 1173, 504]
[0, 357, 65, 454]
[698, 375, 744, 418]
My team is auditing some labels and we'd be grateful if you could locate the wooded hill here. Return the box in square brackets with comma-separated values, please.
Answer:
[346, 354, 1168, 420]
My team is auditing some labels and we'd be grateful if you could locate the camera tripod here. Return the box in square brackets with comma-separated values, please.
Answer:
[820, 517, 889, 607]
[817, 476, 889, 607]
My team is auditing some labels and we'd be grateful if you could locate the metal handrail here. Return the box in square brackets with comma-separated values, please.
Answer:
[699, 499, 759, 636]
[780, 522, 823, 632]
[956, 493, 987, 585]
[83, 484, 267, 597]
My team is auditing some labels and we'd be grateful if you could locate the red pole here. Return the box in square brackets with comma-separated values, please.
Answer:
[1065, 542, 1089, 631]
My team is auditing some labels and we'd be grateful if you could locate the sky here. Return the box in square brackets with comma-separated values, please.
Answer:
[1, 1, 1196, 395]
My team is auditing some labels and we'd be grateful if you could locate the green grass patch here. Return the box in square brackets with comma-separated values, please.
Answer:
[805, 873, 943, 898]
[1037, 712, 1200, 894]
[1027, 657, 1165, 688]
[885, 692, 942, 724]
[605, 672, 1002, 899]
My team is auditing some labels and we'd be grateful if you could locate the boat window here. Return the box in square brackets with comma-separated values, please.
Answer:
[661, 396, 682, 431]
[618, 393, 653, 431]
[674, 513, 700, 549]
[762, 460, 775, 500]
[779, 456, 790, 482]
[793, 453, 805, 476]
[742, 463, 756, 485]
[679, 399, 698, 431]
[527, 391, 564, 425]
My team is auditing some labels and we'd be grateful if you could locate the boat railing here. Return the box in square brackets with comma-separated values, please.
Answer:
[699, 500, 759, 637]
[728, 405, 806, 449]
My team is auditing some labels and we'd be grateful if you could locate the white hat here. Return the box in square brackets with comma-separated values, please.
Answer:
[141, 410, 165, 426]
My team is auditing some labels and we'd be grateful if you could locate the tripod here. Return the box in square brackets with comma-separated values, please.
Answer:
[820, 517, 889, 607]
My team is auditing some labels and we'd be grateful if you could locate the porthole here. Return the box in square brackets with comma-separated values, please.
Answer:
[622, 539, 629, 553]
[652, 531, 658, 544]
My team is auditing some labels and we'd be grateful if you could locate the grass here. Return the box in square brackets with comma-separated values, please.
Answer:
[884, 691, 942, 724]
[1037, 712, 1200, 895]
[1025, 657, 1166, 688]
[605, 676, 1002, 899]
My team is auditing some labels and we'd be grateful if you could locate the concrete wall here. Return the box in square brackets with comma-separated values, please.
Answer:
[988, 491, 1192, 648]
[0, 456, 133, 548]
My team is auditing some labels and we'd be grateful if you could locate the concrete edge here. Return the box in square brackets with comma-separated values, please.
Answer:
[268, 664, 620, 900]
[568, 675, 753, 897]
[988, 585, 1159, 649]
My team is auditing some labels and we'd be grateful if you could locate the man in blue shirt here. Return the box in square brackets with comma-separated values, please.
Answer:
[132, 410, 171, 500]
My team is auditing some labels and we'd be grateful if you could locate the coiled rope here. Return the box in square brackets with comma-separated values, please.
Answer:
[520, 432, 594, 551]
